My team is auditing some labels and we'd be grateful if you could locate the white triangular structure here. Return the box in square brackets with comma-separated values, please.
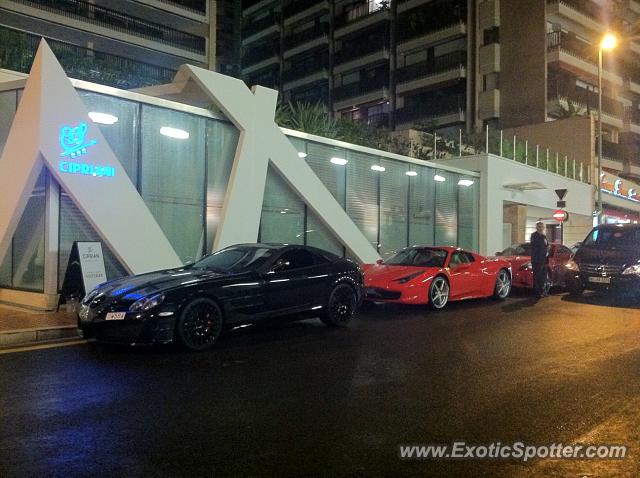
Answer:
[175, 65, 381, 263]
[0, 40, 181, 274]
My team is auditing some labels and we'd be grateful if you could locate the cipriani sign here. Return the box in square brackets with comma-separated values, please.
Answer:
[601, 173, 639, 203]
[58, 122, 115, 177]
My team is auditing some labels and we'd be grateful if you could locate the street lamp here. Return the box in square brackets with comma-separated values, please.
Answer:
[597, 32, 617, 224]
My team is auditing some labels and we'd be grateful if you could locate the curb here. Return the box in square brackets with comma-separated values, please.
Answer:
[0, 325, 80, 347]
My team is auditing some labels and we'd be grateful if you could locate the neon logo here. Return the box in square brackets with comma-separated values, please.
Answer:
[59, 161, 115, 177]
[59, 122, 97, 158]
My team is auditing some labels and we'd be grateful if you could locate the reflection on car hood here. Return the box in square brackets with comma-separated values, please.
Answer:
[364, 264, 438, 283]
[95, 268, 233, 301]
[576, 245, 640, 266]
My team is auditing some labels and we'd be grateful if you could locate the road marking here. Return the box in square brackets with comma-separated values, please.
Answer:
[0, 339, 86, 355]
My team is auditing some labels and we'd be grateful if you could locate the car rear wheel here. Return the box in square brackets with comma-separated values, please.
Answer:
[493, 269, 511, 300]
[428, 276, 449, 310]
[320, 284, 356, 327]
[175, 298, 223, 351]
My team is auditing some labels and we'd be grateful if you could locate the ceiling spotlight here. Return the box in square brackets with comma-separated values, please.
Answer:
[406, 171, 418, 176]
[88, 112, 118, 125]
[458, 179, 475, 187]
[371, 165, 385, 172]
[434, 174, 446, 182]
[160, 126, 189, 139]
[330, 157, 348, 165]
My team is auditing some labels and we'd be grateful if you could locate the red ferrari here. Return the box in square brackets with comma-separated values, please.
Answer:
[494, 243, 573, 290]
[362, 246, 512, 310]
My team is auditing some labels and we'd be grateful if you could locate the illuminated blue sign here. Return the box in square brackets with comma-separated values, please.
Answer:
[60, 122, 97, 158]
[59, 161, 115, 177]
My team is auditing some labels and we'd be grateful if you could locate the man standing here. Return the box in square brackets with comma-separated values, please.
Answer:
[530, 221, 549, 297]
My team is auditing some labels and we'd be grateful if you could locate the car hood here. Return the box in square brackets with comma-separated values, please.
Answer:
[575, 245, 640, 267]
[94, 267, 235, 302]
[492, 255, 530, 265]
[363, 264, 439, 284]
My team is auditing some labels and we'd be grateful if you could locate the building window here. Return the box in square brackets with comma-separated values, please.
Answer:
[483, 27, 499, 45]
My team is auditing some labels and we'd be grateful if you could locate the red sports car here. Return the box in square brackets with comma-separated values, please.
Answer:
[362, 246, 512, 310]
[495, 243, 573, 290]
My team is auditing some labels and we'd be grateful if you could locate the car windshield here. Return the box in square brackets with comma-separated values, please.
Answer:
[583, 227, 640, 249]
[501, 243, 532, 256]
[192, 246, 275, 272]
[385, 248, 448, 267]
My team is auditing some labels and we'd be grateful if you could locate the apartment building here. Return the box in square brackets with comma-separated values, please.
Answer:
[241, 0, 640, 181]
[0, 0, 241, 89]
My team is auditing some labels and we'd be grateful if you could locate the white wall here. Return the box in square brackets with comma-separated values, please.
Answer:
[434, 154, 594, 255]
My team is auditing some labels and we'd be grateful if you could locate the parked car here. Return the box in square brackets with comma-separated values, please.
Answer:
[565, 224, 640, 297]
[78, 244, 364, 351]
[494, 243, 574, 291]
[362, 246, 512, 310]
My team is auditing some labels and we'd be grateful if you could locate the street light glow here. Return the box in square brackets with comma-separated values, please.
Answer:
[600, 32, 617, 51]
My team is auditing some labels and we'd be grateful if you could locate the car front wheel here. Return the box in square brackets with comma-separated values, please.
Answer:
[175, 298, 223, 351]
[428, 276, 450, 310]
[320, 284, 357, 327]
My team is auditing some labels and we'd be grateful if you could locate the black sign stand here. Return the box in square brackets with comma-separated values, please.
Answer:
[57, 241, 98, 311]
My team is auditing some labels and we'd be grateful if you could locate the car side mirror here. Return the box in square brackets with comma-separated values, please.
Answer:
[272, 259, 290, 272]
[376, 259, 384, 265]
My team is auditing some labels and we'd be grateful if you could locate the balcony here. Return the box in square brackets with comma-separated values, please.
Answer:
[334, 74, 389, 101]
[335, 38, 388, 65]
[9, 0, 205, 54]
[398, 3, 466, 43]
[547, 77, 623, 118]
[599, 139, 622, 161]
[335, 1, 390, 29]
[546, 0, 603, 22]
[395, 95, 466, 125]
[546, 31, 594, 63]
[243, 12, 280, 39]
[284, 23, 329, 50]
[283, 54, 329, 83]
[242, 40, 279, 68]
[158, 0, 206, 14]
[364, 112, 389, 128]
[0, 26, 176, 89]
[284, 0, 325, 17]
[397, 51, 466, 83]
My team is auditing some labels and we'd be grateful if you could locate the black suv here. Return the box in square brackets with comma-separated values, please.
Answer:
[566, 224, 640, 297]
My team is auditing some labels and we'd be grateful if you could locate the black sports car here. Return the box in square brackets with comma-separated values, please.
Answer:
[78, 244, 363, 351]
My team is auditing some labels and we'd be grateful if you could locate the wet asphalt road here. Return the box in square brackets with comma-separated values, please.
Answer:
[1, 290, 640, 478]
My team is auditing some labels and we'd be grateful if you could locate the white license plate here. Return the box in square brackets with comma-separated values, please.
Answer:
[105, 312, 126, 321]
[588, 276, 611, 284]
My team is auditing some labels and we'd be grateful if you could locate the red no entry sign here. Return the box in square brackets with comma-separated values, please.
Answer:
[553, 210, 568, 222]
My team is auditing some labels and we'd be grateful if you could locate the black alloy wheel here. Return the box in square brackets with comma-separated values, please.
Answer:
[176, 298, 223, 351]
[320, 284, 357, 326]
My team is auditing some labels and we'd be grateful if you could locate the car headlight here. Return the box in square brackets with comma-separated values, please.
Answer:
[394, 271, 425, 284]
[519, 262, 532, 271]
[81, 288, 103, 305]
[129, 294, 165, 312]
[565, 259, 580, 272]
[622, 264, 640, 276]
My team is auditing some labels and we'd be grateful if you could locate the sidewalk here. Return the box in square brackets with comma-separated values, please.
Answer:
[0, 304, 80, 347]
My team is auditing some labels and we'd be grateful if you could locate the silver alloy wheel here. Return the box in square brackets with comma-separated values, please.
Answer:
[430, 277, 449, 309]
[496, 270, 511, 299]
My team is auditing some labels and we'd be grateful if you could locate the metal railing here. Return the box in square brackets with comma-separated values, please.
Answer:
[157, 0, 206, 14]
[284, 23, 329, 49]
[335, 39, 388, 64]
[0, 26, 176, 89]
[243, 11, 280, 38]
[283, 0, 327, 17]
[397, 51, 466, 83]
[334, 74, 388, 100]
[546, 0, 603, 20]
[396, 95, 465, 124]
[242, 39, 279, 67]
[335, 1, 390, 28]
[283, 54, 329, 82]
[10, 0, 206, 54]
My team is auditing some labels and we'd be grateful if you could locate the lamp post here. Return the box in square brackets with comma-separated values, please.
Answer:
[597, 33, 617, 224]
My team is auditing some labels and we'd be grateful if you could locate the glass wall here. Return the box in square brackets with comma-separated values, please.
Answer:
[1, 81, 479, 295]
[140, 105, 206, 264]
